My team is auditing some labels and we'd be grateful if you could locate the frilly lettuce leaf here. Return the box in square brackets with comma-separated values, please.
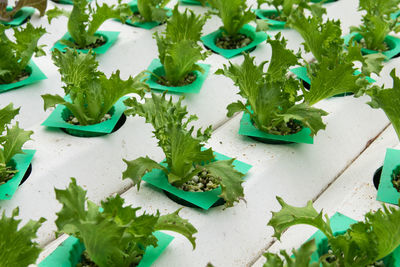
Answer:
[155, 5, 210, 86]
[207, 0, 255, 36]
[46, 0, 130, 48]
[0, 122, 33, 164]
[269, 196, 400, 266]
[263, 239, 320, 267]
[366, 68, 400, 140]
[0, 0, 47, 21]
[350, 0, 400, 51]
[217, 34, 327, 136]
[288, 10, 384, 103]
[123, 93, 243, 207]
[0, 103, 19, 135]
[136, 0, 171, 22]
[42, 49, 149, 125]
[0, 23, 46, 84]
[268, 196, 333, 240]
[0, 208, 45, 266]
[55, 178, 197, 267]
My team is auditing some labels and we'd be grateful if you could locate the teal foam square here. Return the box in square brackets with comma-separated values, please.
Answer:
[0, 7, 35, 26]
[201, 24, 268, 59]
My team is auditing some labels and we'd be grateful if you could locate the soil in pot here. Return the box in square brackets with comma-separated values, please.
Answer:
[215, 33, 253, 50]
[129, 12, 166, 25]
[77, 250, 143, 267]
[249, 119, 301, 144]
[0, 68, 30, 85]
[164, 168, 226, 208]
[260, 12, 285, 21]
[156, 73, 197, 87]
[391, 166, 400, 192]
[67, 35, 107, 50]
[0, 160, 32, 186]
[61, 107, 127, 137]
[373, 166, 383, 190]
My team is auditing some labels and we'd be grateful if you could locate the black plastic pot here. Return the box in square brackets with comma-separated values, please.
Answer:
[373, 165, 383, 190]
[163, 190, 225, 208]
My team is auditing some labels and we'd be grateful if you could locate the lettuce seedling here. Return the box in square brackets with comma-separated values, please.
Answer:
[0, 103, 33, 185]
[55, 178, 197, 267]
[366, 69, 400, 141]
[0, 23, 45, 85]
[207, 0, 255, 37]
[256, 0, 323, 21]
[0, 0, 47, 22]
[350, 0, 400, 51]
[47, 0, 131, 49]
[153, 5, 209, 86]
[0, 208, 45, 266]
[265, 196, 400, 266]
[216, 34, 328, 136]
[288, 10, 385, 104]
[123, 93, 245, 208]
[42, 49, 149, 126]
[131, 0, 171, 23]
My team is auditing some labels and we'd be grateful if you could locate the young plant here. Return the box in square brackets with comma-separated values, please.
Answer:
[55, 178, 197, 267]
[0, 208, 45, 266]
[131, 0, 171, 23]
[0, 103, 33, 185]
[41, 49, 149, 126]
[0, 23, 46, 84]
[122, 93, 245, 208]
[366, 69, 400, 141]
[0, 0, 47, 22]
[265, 196, 400, 266]
[350, 0, 400, 51]
[256, 0, 320, 21]
[216, 34, 328, 136]
[288, 10, 385, 104]
[46, 0, 131, 49]
[207, 0, 255, 48]
[153, 5, 209, 86]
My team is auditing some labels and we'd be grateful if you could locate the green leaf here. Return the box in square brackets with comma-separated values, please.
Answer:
[268, 196, 333, 240]
[0, 123, 33, 164]
[155, 209, 198, 249]
[263, 239, 319, 267]
[366, 69, 400, 141]
[207, 0, 255, 36]
[122, 157, 166, 190]
[44, 49, 148, 125]
[88, 2, 130, 35]
[226, 101, 247, 117]
[204, 159, 244, 208]
[137, 0, 171, 22]
[55, 178, 197, 267]
[0, 23, 46, 84]
[280, 103, 328, 136]
[0, 103, 19, 135]
[0, 0, 47, 21]
[155, 5, 209, 85]
[350, 0, 400, 51]
[0, 208, 45, 266]
[46, 6, 71, 23]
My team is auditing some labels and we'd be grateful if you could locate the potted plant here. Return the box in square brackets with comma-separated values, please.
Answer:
[146, 5, 211, 94]
[41, 49, 149, 137]
[46, 0, 131, 54]
[123, 0, 173, 29]
[365, 69, 400, 205]
[122, 93, 252, 210]
[0, 207, 45, 265]
[263, 196, 400, 266]
[0, 23, 47, 93]
[254, 0, 324, 30]
[216, 34, 328, 144]
[201, 0, 268, 59]
[288, 9, 384, 99]
[0, 103, 35, 200]
[39, 178, 197, 267]
[0, 0, 47, 26]
[344, 0, 400, 60]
